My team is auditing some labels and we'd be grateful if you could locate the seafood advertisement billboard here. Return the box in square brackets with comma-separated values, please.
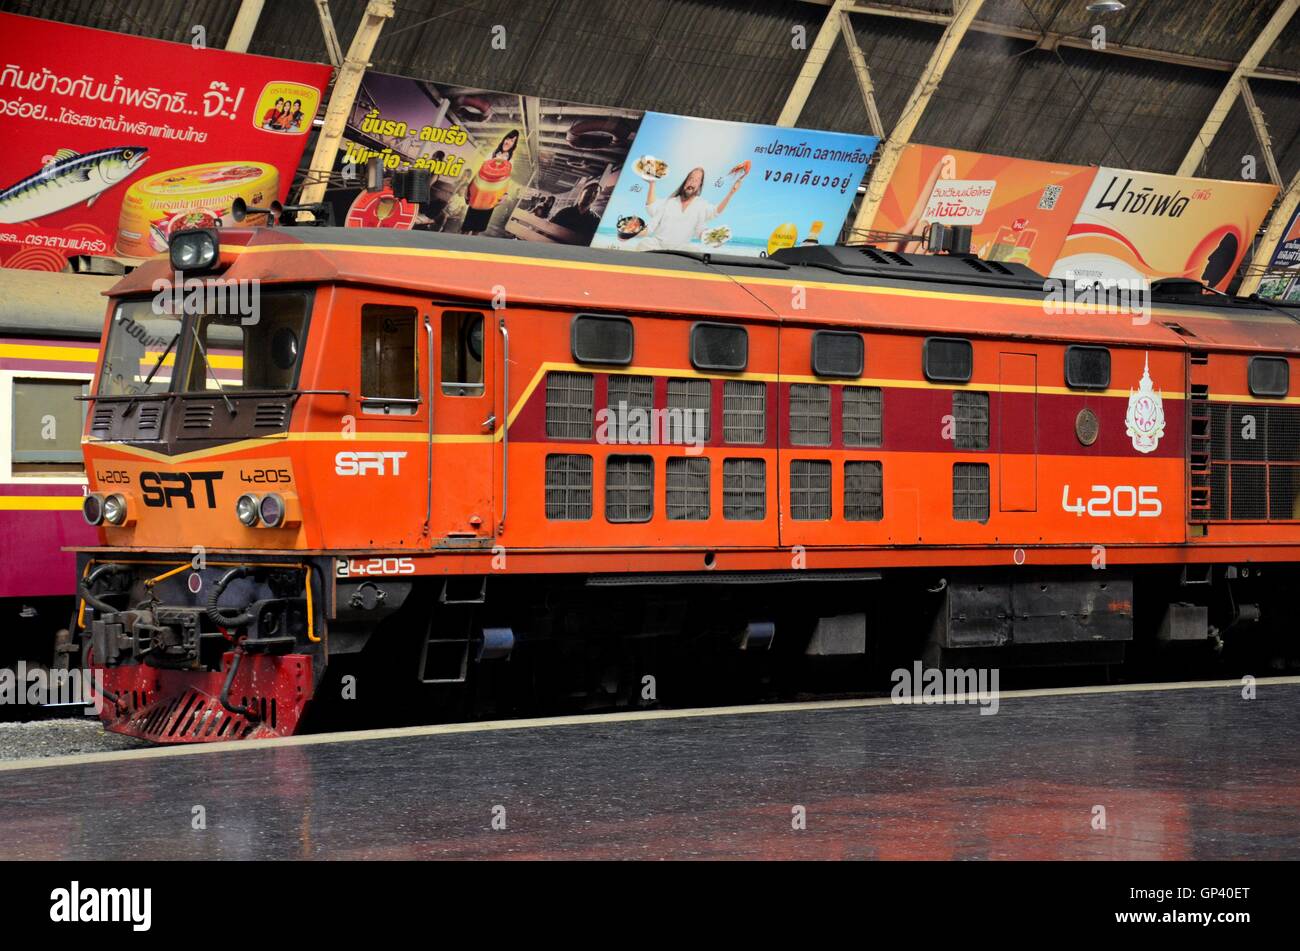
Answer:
[866, 144, 1095, 276]
[0, 12, 331, 270]
[590, 112, 876, 255]
[1050, 167, 1278, 291]
[327, 70, 643, 245]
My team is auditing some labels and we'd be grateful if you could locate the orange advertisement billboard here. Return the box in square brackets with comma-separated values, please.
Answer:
[1051, 168, 1278, 291]
[867, 144, 1096, 275]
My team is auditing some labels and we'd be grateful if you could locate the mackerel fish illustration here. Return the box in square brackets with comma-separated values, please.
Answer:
[0, 146, 149, 224]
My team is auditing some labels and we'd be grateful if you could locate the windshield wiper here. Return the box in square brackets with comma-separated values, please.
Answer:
[189, 325, 237, 417]
[122, 332, 180, 418]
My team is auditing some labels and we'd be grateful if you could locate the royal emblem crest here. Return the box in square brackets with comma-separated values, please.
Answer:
[1125, 353, 1165, 454]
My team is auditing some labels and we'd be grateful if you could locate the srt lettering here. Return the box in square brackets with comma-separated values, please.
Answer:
[140, 471, 223, 508]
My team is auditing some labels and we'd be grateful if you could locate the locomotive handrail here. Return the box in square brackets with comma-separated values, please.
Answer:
[498, 316, 509, 535]
[423, 316, 434, 536]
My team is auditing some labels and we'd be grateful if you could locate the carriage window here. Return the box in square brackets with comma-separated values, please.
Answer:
[1249, 357, 1289, 398]
[812, 331, 863, 378]
[692, 323, 747, 371]
[12, 378, 87, 474]
[924, 337, 973, 383]
[361, 304, 418, 407]
[441, 311, 484, 396]
[572, 314, 633, 366]
[1065, 346, 1110, 390]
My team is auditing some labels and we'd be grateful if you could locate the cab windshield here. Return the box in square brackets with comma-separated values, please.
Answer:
[98, 291, 312, 396]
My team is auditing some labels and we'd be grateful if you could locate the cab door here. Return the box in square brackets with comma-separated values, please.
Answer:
[429, 307, 495, 545]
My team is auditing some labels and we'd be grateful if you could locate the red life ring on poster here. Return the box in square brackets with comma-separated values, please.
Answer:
[345, 187, 418, 229]
[567, 116, 630, 151]
[454, 95, 493, 122]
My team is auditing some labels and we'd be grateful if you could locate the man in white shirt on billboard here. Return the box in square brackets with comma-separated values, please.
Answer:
[641, 166, 742, 251]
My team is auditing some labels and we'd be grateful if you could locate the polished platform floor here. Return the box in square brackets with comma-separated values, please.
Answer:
[2, 678, 1298, 860]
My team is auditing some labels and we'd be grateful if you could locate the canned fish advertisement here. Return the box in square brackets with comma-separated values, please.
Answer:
[0, 12, 331, 270]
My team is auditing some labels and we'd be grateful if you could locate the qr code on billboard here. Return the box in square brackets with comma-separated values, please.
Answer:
[1038, 185, 1063, 211]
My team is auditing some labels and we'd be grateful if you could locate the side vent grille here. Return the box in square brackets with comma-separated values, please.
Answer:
[858, 246, 913, 267]
[961, 257, 1014, 275]
[90, 405, 114, 437]
[254, 401, 289, 429]
[182, 403, 215, 431]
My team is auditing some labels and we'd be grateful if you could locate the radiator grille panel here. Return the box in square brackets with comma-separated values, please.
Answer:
[605, 455, 653, 522]
[666, 457, 709, 520]
[953, 391, 989, 450]
[666, 378, 710, 443]
[844, 460, 884, 522]
[546, 371, 594, 439]
[723, 381, 766, 445]
[1208, 403, 1300, 521]
[723, 458, 766, 520]
[953, 462, 989, 522]
[606, 374, 653, 414]
[789, 384, 831, 447]
[842, 386, 882, 448]
[545, 453, 593, 519]
[790, 459, 831, 520]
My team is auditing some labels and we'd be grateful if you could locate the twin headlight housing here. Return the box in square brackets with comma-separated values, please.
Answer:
[169, 228, 219, 272]
[82, 493, 128, 526]
[236, 492, 286, 528]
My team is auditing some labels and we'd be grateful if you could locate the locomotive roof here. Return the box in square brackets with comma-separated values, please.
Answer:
[105, 226, 1300, 354]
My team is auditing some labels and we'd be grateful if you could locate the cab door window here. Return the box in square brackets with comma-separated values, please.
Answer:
[361, 304, 419, 414]
[441, 310, 484, 396]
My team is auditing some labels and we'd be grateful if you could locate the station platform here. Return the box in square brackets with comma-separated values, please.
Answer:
[1, 678, 1298, 860]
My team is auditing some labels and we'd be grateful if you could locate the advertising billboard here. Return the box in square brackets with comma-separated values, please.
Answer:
[0, 12, 332, 270]
[1051, 168, 1278, 291]
[1256, 205, 1300, 302]
[327, 71, 643, 245]
[866, 144, 1095, 276]
[590, 112, 876, 256]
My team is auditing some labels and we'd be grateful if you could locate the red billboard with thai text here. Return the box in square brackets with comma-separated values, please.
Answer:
[0, 12, 332, 270]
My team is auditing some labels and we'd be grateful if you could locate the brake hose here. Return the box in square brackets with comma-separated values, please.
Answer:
[206, 566, 259, 630]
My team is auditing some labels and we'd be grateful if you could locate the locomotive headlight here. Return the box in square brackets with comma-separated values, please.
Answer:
[169, 228, 218, 273]
[236, 493, 261, 527]
[82, 493, 105, 526]
[258, 493, 286, 528]
[102, 493, 128, 525]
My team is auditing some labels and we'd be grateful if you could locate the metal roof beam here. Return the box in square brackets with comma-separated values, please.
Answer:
[1177, 0, 1300, 175]
[224, 0, 265, 53]
[1240, 78, 1283, 186]
[778, 0, 851, 127]
[850, 0, 986, 234]
[839, 8, 885, 138]
[797, 1, 1300, 82]
[298, 0, 397, 211]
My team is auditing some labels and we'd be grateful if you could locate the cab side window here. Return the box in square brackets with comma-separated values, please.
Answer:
[361, 304, 418, 413]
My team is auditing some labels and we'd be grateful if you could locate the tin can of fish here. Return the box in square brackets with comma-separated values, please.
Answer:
[115, 162, 279, 257]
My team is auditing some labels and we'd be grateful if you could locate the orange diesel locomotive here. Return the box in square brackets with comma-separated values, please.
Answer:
[75, 227, 1300, 741]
